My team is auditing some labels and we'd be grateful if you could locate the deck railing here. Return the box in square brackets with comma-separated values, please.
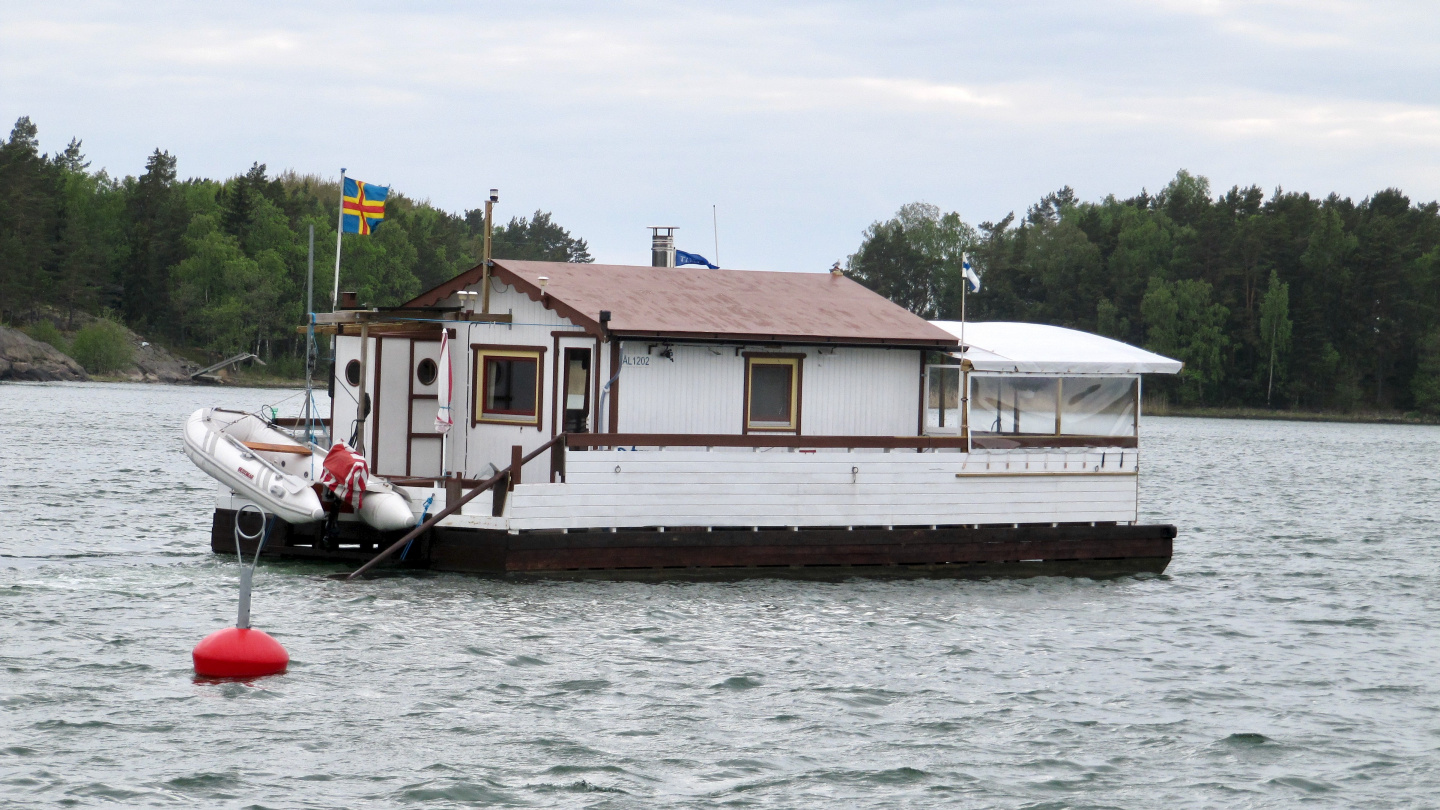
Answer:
[561, 433, 1138, 451]
[380, 431, 1139, 491]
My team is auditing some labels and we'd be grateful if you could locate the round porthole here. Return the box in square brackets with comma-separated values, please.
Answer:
[416, 358, 438, 386]
[345, 359, 361, 386]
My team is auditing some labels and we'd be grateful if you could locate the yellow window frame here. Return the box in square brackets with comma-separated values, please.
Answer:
[474, 347, 544, 427]
[744, 355, 801, 433]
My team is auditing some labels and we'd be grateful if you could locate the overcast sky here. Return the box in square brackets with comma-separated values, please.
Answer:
[3, 1, 1437, 270]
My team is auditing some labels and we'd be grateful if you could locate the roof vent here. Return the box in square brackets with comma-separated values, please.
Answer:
[649, 227, 677, 268]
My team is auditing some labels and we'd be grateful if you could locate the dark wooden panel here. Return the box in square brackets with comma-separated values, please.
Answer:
[210, 509, 1175, 582]
[504, 535, 1172, 572]
[508, 557, 1172, 582]
[506, 523, 1174, 551]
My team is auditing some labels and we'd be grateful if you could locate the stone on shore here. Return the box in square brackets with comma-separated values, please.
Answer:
[0, 325, 89, 381]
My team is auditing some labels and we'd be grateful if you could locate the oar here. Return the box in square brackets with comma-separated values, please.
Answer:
[333, 435, 563, 581]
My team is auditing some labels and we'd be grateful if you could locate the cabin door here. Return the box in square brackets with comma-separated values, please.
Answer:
[561, 348, 592, 433]
[370, 335, 445, 478]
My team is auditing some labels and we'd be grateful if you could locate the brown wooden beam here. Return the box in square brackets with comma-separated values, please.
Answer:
[563, 433, 1138, 450]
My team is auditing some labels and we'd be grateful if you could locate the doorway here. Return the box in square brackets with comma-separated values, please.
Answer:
[562, 348, 592, 433]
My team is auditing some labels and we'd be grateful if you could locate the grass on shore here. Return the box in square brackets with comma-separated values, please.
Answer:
[1146, 403, 1440, 425]
[219, 367, 310, 388]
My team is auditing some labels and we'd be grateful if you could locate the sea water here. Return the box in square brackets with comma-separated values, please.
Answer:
[1, 382, 1437, 808]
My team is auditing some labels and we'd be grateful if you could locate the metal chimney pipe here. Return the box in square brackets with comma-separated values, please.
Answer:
[648, 226, 677, 267]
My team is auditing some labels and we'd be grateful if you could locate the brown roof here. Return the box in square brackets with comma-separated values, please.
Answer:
[406, 260, 958, 347]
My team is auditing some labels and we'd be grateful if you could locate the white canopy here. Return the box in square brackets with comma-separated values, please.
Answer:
[929, 321, 1182, 375]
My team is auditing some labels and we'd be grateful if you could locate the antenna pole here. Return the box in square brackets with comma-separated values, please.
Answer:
[482, 189, 497, 314]
[713, 204, 719, 267]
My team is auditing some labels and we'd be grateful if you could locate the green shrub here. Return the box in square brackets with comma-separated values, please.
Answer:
[22, 320, 69, 353]
[70, 319, 133, 374]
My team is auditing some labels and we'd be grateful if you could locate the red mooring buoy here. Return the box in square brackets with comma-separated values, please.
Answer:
[193, 627, 289, 679]
[195, 504, 289, 679]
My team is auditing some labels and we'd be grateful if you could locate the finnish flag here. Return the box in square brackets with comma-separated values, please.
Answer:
[962, 253, 981, 293]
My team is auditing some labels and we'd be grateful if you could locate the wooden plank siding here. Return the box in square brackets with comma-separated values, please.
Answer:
[475, 448, 1141, 531]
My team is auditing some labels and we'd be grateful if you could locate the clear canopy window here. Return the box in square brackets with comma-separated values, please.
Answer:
[1057, 376, 1136, 436]
[971, 375, 1136, 436]
[972, 376, 1058, 435]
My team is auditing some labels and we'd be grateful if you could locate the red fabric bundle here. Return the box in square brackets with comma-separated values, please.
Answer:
[320, 442, 368, 509]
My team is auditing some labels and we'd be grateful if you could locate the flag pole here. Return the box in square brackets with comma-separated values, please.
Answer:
[960, 252, 969, 447]
[305, 224, 316, 443]
[331, 168, 346, 311]
[960, 252, 967, 353]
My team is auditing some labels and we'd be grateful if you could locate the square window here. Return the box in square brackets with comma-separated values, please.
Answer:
[474, 349, 543, 425]
[745, 356, 800, 432]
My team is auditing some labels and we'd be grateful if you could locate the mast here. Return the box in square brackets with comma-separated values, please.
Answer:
[304, 224, 316, 443]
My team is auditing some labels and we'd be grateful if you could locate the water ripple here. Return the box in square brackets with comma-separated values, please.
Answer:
[1, 384, 1438, 807]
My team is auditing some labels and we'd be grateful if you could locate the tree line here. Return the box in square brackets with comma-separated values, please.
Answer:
[0, 117, 591, 373]
[6, 115, 1439, 413]
[845, 173, 1440, 413]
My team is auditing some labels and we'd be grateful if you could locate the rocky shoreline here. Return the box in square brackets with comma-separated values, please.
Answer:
[0, 326, 88, 381]
[0, 321, 199, 383]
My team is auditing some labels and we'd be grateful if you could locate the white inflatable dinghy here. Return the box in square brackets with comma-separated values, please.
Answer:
[355, 477, 416, 531]
[183, 408, 416, 531]
[183, 408, 326, 524]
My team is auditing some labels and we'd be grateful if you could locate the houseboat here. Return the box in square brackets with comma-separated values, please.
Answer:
[199, 247, 1182, 580]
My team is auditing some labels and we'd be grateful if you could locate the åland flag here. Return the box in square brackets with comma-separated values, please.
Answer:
[342, 177, 388, 235]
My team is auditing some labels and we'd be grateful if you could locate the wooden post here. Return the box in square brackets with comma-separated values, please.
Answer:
[607, 342, 621, 433]
[491, 473, 509, 516]
[1134, 377, 1141, 436]
[445, 473, 462, 510]
[354, 322, 369, 452]
[1055, 377, 1063, 436]
[960, 363, 970, 450]
[510, 444, 523, 489]
[550, 436, 566, 483]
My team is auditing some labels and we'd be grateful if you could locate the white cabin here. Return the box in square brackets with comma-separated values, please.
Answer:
[323, 260, 1180, 533]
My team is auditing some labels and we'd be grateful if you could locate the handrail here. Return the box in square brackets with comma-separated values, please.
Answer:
[563, 433, 1137, 450]
[340, 434, 565, 580]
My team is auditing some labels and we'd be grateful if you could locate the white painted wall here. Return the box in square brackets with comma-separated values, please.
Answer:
[804, 347, 921, 435]
[331, 334, 375, 450]
[611, 342, 743, 434]
[612, 342, 922, 436]
[351, 278, 932, 483]
[482, 447, 1140, 530]
[441, 283, 582, 483]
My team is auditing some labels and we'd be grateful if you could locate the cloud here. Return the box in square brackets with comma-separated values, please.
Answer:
[1, 0, 1437, 269]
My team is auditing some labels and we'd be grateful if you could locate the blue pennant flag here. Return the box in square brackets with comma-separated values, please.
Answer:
[675, 250, 718, 269]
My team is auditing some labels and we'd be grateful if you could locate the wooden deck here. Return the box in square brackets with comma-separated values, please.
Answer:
[213, 509, 1174, 581]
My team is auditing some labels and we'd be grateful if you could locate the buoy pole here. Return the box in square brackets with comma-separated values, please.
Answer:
[236, 566, 253, 629]
[193, 505, 290, 679]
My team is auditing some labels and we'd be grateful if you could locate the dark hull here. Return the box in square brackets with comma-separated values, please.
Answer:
[212, 510, 1174, 581]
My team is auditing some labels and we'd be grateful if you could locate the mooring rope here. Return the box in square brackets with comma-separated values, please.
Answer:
[400, 494, 435, 561]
